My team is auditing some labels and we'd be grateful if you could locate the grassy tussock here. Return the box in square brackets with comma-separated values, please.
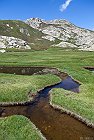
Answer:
[0, 74, 60, 102]
[51, 87, 94, 123]
[0, 115, 45, 140]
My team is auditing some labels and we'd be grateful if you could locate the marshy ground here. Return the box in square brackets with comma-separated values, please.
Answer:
[0, 48, 94, 139]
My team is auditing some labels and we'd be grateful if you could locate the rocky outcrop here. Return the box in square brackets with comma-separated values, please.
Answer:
[0, 49, 6, 53]
[0, 36, 31, 50]
[42, 35, 55, 41]
[26, 18, 94, 51]
[54, 41, 77, 48]
[20, 28, 30, 36]
[26, 18, 45, 29]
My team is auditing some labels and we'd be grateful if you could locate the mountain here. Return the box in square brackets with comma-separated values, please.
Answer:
[0, 18, 94, 52]
[26, 18, 94, 51]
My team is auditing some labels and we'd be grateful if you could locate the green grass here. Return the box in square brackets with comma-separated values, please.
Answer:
[51, 87, 94, 123]
[0, 47, 94, 122]
[0, 115, 45, 140]
[0, 73, 60, 102]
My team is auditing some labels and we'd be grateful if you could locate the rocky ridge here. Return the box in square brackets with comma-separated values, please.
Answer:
[26, 18, 94, 51]
[0, 18, 94, 52]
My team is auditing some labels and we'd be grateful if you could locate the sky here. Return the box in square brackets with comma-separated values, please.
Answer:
[0, 0, 94, 30]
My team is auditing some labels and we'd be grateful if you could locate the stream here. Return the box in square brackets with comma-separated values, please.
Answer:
[0, 66, 94, 140]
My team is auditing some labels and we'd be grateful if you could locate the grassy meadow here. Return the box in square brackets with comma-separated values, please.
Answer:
[0, 73, 60, 102]
[0, 115, 45, 140]
[0, 47, 94, 123]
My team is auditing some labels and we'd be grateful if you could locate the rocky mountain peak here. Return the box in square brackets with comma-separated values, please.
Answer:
[26, 18, 45, 29]
[46, 19, 72, 25]
[25, 18, 72, 29]
[25, 17, 94, 51]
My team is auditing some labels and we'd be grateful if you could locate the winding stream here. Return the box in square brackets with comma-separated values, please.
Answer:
[0, 66, 94, 140]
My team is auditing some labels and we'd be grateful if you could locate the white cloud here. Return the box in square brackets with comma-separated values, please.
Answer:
[60, 0, 72, 12]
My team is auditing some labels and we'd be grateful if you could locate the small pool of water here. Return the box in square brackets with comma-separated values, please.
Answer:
[0, 66, 46, 75]
[84, 66, 94, 72]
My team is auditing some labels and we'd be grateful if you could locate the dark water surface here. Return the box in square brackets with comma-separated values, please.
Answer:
[0, 66, 46, 75]
[84, 66, 94, 72]
[0, 66, 94, 140]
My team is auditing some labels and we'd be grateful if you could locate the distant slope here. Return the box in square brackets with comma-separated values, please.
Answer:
[0, 20, 54, 50]
[0, 19, 94, 51]
[26, 18, 94, 51]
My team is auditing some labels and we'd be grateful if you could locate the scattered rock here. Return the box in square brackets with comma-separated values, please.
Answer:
[0, 35, 31, 50]
[20, 28, 30, 36]
[42, 35, 55, 41]
[53, 41, 77, 48]
[0, 49, 6, 53]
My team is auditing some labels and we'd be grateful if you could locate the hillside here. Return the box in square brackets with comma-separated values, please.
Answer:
[0, 20, 54, 51]
[0, 18, 94, 51]
[26, 18, 94, 51]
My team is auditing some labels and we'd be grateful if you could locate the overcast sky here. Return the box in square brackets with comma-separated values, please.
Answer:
[0, 0, 94, 30]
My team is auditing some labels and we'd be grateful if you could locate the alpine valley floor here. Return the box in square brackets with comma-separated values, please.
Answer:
[0, 47, 94, 139]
